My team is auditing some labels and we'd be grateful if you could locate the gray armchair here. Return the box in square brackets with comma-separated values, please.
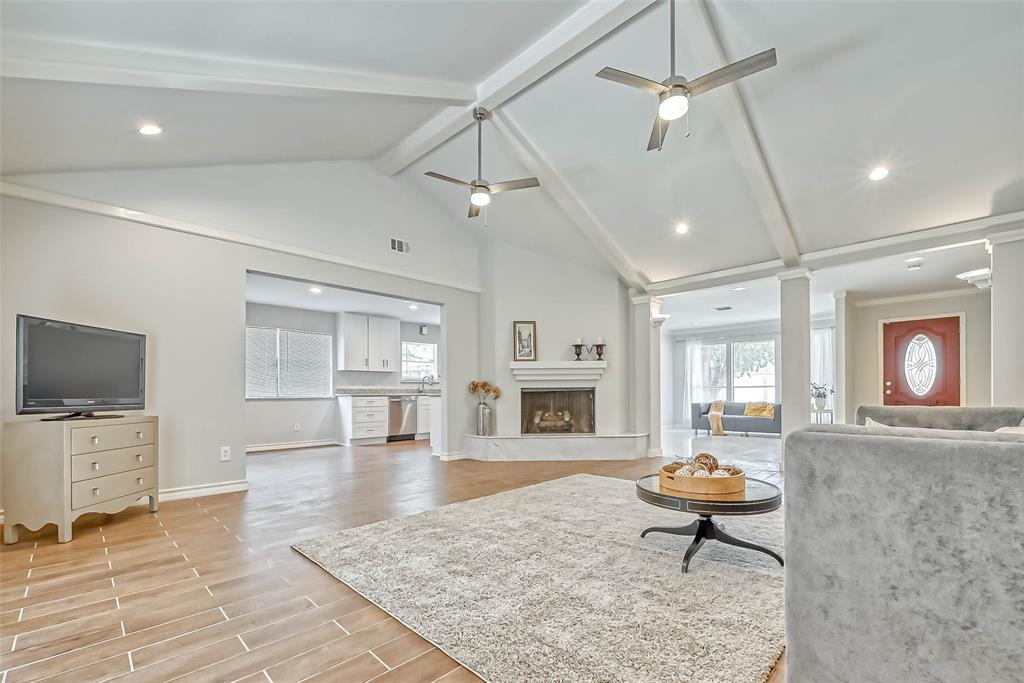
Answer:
[784, 416, 1024, 681]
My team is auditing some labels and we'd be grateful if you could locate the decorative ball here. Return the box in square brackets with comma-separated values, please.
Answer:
[711, 469, 731, 477]
[680, 466, 696, 476]
[693, 452, 719, 473]
[723, 465, 743, 476]
[691, 470, 711, 478]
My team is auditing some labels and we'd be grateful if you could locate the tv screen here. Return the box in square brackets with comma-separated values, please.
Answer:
[17, 315, 146, 415]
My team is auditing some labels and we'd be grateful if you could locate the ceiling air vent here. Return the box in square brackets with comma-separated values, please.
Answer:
[390, 238, 410, 254]
[713, 306, 733, 312]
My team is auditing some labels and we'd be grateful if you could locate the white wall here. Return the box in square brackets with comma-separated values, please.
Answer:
[1, 197, 480, 509]
[7, 160, 481, 291]
[849, 291, 991, 410]
[478, 240, 630, 435]
[244, 303, 339, 448]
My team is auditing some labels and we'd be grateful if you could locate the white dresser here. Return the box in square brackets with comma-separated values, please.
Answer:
[337, 396, 389, 445]
[2, 415, 159, 544]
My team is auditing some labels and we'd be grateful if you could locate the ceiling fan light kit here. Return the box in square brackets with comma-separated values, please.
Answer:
[424, 107, 540, 220]
[595, 0, 777, 151]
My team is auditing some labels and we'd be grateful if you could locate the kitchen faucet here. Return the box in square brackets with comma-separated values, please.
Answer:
[418, 375, 437, 393]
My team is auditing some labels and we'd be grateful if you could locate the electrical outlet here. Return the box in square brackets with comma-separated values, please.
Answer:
[293, 423, 301, 432]
[219, 446, 231, 462]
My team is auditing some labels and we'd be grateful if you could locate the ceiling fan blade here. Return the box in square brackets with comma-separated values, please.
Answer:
[425, 171, 470, 186]
[468, 203, 480, 219]
[647, 115, 670, 151]
[489, 178, 540, 194]
[596, 67, 669, 95]
[685, 48, 777, 97]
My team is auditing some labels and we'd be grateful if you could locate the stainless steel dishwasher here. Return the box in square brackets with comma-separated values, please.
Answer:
[387, 396, 417, 441]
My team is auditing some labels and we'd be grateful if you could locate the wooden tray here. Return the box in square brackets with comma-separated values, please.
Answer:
[660, 469, 746, 494]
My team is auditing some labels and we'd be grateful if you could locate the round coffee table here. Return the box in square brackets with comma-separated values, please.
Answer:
[636, 474, 784, 573]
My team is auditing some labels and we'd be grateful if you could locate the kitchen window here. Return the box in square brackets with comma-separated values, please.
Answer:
[401, 341, 437, 382]
[245, 326, 333, 399]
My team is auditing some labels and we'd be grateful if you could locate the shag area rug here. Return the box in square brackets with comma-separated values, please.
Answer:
[293, 474, 784, 683]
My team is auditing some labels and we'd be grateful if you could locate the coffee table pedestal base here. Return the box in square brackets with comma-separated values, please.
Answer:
[641, 515, 784, 573]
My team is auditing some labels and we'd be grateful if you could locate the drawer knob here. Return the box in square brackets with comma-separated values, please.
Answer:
[136, 477, 144, 485]
[91, 436, 99, 445]
[136, 431, 144, 439]
[136, 454, 144, 462]
[92, 462, 100, 471]
[92, 487, 100, 496]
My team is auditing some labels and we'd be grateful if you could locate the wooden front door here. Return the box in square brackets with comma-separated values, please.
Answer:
[882, 316, 961, 406]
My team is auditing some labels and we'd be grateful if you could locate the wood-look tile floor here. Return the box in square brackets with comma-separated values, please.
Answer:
[0, 439, 783, 682]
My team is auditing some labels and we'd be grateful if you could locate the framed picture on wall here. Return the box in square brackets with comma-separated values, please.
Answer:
[513, 321, 537, 361]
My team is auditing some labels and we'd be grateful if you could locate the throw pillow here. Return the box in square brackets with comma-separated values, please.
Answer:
[995, 426, 1024, 434]
[1020, 416, 1024, 427]
[743, 402, 775, 418]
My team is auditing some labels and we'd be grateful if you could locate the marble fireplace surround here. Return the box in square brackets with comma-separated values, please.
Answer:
[463, 361, 649, 461]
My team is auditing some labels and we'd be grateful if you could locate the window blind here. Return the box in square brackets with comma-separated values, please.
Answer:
[245, 327, 278, 398]
[278, 329, 333, 397]
[245, 326, 332, 399]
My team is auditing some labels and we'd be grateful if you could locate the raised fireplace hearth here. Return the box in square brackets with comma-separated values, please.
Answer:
[521, 388, 595, 434]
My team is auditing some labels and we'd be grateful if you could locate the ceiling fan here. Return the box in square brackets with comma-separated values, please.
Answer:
[424, 107, 540, 218]
[596, 0, 777, 151]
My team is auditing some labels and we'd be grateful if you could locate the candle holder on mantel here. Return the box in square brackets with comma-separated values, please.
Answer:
[591, 343, 606, 361]
[572, 343, 586, 361]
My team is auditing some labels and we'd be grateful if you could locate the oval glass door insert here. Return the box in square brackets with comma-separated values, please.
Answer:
[904, 334, 937, 396]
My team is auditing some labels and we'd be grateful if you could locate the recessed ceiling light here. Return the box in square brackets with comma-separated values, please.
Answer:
[713, 305, 733, 311]
[308, 286, 322, 294]
[675, 222, 689, 235]
[732, 286, 747, 291]
[869, 166, 889, 181]
[904, 256, 923, 263]
[138, 124, 162, 136]
[906, 263, 922, 271]
[408, 304, 419, 310]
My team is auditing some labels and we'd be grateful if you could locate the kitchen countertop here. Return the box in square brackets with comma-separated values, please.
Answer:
[335, 387, 441, 397]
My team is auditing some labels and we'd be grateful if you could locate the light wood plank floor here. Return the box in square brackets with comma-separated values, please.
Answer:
[0, 440, 784, 682]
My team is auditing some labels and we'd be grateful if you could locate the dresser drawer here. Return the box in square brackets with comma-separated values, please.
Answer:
[72, 445, 155, 482]
[71, 422, 155, 455]
[352, 423, 387, 439]
[353, 407, 387, 424]
[72, 467, 155, 510]
[353, 397, 387, 409]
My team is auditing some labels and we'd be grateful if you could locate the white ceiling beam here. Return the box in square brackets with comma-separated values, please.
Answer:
[1, 34, 476, 104]
[646, 209, 1024, 296]
[680, 1, 802, 267]
[375, 0, 659, 175]
[491, 110, 649, 291]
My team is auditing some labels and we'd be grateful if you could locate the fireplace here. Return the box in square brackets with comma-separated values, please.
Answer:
[521, 388, 595, 434]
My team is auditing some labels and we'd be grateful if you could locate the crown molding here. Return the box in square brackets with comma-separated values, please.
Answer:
[777, 267, 813, 281]
[852, 288, 984, 308]
[0, 181, 482, 293]
[986, 226, 1024, 246]
[1, 34, 474, 104]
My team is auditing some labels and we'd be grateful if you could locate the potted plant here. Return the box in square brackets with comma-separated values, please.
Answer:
[810, 382, 834, 410]
[469, 380, 502, 436]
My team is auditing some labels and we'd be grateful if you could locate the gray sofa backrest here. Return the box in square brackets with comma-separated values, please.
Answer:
[785, 425, 1024, 682]
[856, 405, 1024, 431]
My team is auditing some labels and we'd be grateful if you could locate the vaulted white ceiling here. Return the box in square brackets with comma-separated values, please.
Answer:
[2, 0, 1022, 290]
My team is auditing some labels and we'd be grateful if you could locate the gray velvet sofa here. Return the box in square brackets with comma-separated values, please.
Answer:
[691, 401, 781, 436]
[857, 404, 1024, 431]
[785, 410, 1024, 682]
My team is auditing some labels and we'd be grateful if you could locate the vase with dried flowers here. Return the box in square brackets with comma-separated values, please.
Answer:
[468, 380, 502, 436]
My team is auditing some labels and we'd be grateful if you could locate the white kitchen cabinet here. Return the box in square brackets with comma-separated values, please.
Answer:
[416, 397, 432, 437]
[338, 396, 388, 445]
[338, 313, 369, 371]
[368, 316, 401, 372]
[337, 313, 400, 372]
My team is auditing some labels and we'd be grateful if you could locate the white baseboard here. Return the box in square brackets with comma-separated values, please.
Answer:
[246, 440, 340, 453]
[155, 479, 249, 502]
[437, 451, 469, 461]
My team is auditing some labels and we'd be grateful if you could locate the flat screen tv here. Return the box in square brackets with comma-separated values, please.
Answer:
[17, 315, 146, 416]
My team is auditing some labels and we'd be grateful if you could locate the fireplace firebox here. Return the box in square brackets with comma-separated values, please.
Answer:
[521, 388, 595, 434]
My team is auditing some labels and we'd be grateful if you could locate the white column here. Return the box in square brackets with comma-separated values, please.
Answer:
[779, 269, 812, 461]
[630, 294, 663, 456]
[834, 290, 848, 424]
[989, 229, 1024, 405]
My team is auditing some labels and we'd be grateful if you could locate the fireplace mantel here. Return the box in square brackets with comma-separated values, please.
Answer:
[509, 361, 607, 382]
